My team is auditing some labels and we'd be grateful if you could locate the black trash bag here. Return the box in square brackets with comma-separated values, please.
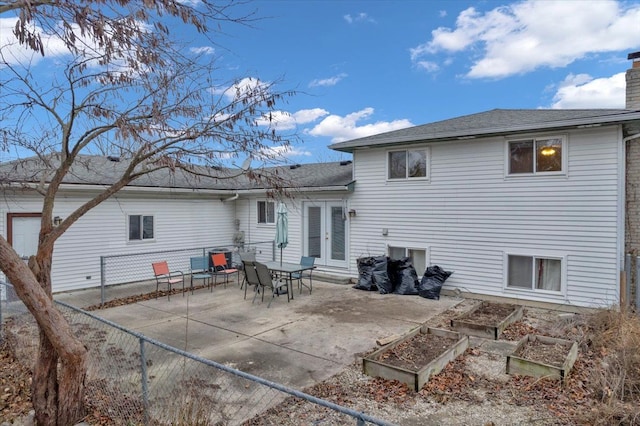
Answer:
[392, 257, 419, 295]
[353, 257, 377, 291]
[372, 255, 394, 294]
[418, 265, 453, 300]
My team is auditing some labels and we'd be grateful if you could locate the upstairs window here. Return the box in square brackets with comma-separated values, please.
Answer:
[257, 201, 275, 224]
[388, 149, 428, 180]
[508, 137, 564, 175]
[129, 215, 154, 241]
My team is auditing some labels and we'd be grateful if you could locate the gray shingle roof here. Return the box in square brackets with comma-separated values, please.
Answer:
[329, 108, 640, 152]
[0, 155, 354, 192]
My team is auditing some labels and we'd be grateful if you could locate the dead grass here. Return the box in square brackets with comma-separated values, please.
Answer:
[575, 307, 640, 425]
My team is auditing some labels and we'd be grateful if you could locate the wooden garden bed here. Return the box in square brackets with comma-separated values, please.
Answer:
[363, 326, 468, 391]
[451, 301, 524, 340]
[506, 334, 578, 381]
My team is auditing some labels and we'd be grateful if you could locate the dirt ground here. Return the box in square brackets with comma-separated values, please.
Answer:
[2, 298, 638, 425]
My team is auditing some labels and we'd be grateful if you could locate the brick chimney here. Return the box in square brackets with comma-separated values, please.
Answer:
[627, 51, 640, 110]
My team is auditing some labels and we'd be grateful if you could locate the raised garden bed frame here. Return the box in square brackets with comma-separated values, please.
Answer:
[362, 326, 469, 392]
[450, 302, 524, 340]
[506, 334, 578, 381]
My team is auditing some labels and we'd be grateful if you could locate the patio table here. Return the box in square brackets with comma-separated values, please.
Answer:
[263, 261, 316, 300]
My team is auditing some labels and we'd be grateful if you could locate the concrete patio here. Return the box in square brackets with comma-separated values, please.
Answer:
[54, 277, 461, 392]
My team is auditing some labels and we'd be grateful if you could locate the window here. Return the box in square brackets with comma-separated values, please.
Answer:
[129, 215, 154, 241]
[508, 136, 564, 175]
[507, 255, 562, 292]
[388, 246, 427, 276]
[257, 201, 275, 224]
[388, 149, 427, 180]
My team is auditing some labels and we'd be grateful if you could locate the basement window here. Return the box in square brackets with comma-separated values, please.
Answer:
[507, 254, 562, 292]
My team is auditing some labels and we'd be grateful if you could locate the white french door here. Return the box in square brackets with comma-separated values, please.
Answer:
[303, 201, 347, 268]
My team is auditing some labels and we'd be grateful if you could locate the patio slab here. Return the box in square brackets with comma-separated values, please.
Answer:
[55, 279, 461, 395]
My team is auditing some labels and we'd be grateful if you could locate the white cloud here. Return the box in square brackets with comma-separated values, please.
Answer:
[189, 46, 215, 55]
[309, 73, 347, 87]
[549, 72, 625, 109]
[256, 108, 329, 130]
[343, 13, 376, 24]
[415, 61, 439, 72]
[411, 0, 640, 79]
[0, 17, 70, 66]
[211, 77, 270, 102]
[256, 145, 312, 160]
[306, 107, 413, 143]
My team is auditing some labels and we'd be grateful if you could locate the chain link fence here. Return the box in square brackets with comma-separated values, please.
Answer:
[624, 253, 640, 311]
[0, 282, 395, 426]
[98, 241, 275, 306]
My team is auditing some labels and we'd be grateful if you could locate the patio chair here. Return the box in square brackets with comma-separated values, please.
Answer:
[253, 261, 289, 307]
[189, 256, 213, 292]
[242, 260, 259, 300]
[292, 256, 315, 294]
[211, 252, 239, 288]
[152, 261, 184, 300]
[238, 250, 257, 290]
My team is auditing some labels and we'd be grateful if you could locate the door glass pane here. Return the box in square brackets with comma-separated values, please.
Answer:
[307, 206, 321, 258]
[508, 255, 532, 288]
[330, 206, 345, 261]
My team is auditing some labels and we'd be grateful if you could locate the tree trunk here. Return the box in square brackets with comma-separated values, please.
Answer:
[0, 238, 88, 425]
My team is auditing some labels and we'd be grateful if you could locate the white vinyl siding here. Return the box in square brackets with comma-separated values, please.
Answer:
[0, 192, 236, 292]
[348, 126, 622, 307]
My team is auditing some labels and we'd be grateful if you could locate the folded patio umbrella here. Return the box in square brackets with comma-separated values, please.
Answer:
[275, 202, 288, 265]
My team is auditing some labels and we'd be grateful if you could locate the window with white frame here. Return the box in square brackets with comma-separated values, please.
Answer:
[508, 136, 564, 175]
[388, 149, 428, 180]
[128, 215, 154, 241]
[388, 246, 427, 276]
[257, 200, 275, 224]
[507, 254, 562, 292]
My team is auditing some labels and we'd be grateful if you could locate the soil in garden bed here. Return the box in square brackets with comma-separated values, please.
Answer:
[377, 333, 458, 371]
[459, 302, 518, 326]
[513, 338, 569, 367]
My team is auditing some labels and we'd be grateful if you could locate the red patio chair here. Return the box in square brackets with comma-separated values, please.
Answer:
[211, 253, 239, 288]
[152, 261, 184, 300]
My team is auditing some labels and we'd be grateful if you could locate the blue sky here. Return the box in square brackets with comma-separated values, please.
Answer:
[2, 0, 640, 164]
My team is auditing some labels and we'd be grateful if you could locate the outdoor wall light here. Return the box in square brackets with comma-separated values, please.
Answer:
[348, 209, 357, 218]
[53, 216, 62, 226]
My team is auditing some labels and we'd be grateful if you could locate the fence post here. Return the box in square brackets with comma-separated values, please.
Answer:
[636, 256, 640, 312]
[140, 338, 150, 424]
[626, 254, 632, 307]
[100, 256, 106, 308]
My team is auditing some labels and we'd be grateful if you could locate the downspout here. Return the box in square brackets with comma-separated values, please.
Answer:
[221, 193, 239, 202]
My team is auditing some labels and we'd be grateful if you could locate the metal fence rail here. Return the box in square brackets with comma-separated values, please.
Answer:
[98, 240, 275, 306]
[0, 282, 395, 426]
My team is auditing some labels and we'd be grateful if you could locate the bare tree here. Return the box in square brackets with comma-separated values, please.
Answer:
[0, 1, 296, 424]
